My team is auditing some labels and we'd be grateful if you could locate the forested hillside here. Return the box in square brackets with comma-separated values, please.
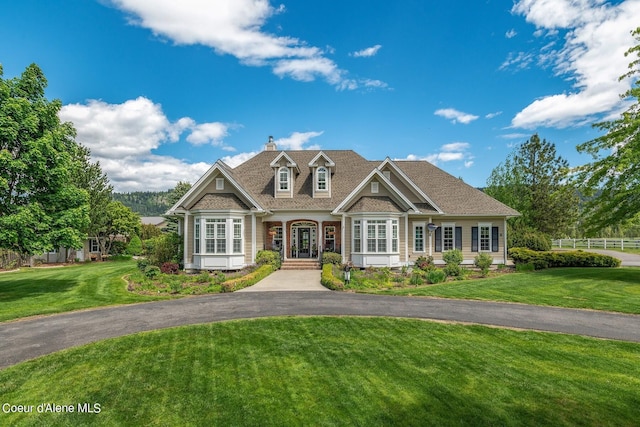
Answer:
[113, 191, 172, 216]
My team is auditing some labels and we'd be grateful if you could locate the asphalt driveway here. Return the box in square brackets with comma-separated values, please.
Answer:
[2, 291, 640, 369]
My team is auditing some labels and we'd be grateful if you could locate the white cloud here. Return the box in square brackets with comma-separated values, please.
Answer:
[434, 108, 479, 124]
[500, 133, 529, 139]
[351, 44, 382, 57]
[221, 151, 260, 168]
[509, 0, 640, 129]
[275, 131, 324, 150]
[506, 29, 518, 38]
[485, 111, 502, 119]
[59, 97, 232, 192]
[398, 142, 474, 167]
[108, 0, 385, 90]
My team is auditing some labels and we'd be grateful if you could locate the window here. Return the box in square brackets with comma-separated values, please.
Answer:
[278, 167, 289, 191]
[371, 182, 379, 193]
[233, 219, 242, 253]
[367, 220, 387, 252]
[480, 225, 491, 251]
[90, 239, 100, 253]
[205, 219, 226, 253]
[317, 167, 327, 191]
[216, 178, 224, 190]
[383, 170, 391, 180]
[324, 226, 335, 251]
[414, 223, 425, 252]
[271, 226, 283, 250]
[443, 225, 454, 251]
[392, 220, 398, 253]
[194, 219, 200, 254]
[353, 220, 361, 252]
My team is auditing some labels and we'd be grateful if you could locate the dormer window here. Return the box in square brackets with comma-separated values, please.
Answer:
[317, 167, 328, 191]
[278, 167, 290, 191]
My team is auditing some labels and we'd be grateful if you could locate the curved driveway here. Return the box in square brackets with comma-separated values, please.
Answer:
[2, 291, 640, 369]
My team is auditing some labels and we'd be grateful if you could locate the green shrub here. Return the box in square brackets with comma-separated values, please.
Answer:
[321, 263, 344, 290]
[144, 265, 161, 279]
[321, 251, 342, 266]
[508, 224, 551, 251]
[126, 235, 143, 256]
[427, 268, 447, 284]
[508, 247, 621, 269]
[109, 240, 127, 256]
[474, 253, 493, 276]
[443, 249, 463, 277]
[147, 232, 182, 266]
[414, 255, 435, 271]
[137, 258, 150, 271]
[255, 250, 282, 269]
[221, 264, 274, 292]
[409, 270, 424, 286]
[109, 255, 132, 261]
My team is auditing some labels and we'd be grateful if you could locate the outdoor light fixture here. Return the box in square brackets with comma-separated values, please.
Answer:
[427, 223, 438, 233]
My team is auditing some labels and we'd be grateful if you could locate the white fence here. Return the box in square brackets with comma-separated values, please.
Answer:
[552, 238, 640, 250]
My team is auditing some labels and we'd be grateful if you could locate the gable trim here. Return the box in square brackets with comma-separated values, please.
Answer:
[269, 151, 300, 173]
[308, 151, 336, 168]
[377, 157, 444, 214]
[332, 169, 419, 215]
[167, 160, 265, 215]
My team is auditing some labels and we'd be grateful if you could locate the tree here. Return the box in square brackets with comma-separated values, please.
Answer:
[485, 134, 579, 237]
[576, 27, 640, 235]
[164, 181, 191, 233]
[95, 201, 140, 257]
[0, 64, 89, 261]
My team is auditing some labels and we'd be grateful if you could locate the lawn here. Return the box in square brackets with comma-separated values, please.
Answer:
[0, 317, 638, 426]
[0, 261, 166, 322]
[360, 267, 640, 314]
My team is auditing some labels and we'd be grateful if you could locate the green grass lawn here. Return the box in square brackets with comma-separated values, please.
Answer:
[362, 267, 640, 314]
[0, 261, 166, 322]
[0, 317, 638, 426]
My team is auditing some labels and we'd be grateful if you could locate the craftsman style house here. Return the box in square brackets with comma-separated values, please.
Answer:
[167, 138, 519, 271]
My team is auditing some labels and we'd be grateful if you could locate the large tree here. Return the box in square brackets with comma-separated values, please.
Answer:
[95, 201, 140, 257]
[486, 134, 578, 237]
[0, 64, 89, 260]
[576, 27, 640, 235]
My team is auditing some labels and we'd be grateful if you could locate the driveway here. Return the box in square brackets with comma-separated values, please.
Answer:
[236, 269, 327, 292]
[585, 249, 640, 267]
[2, 292, 640, 369]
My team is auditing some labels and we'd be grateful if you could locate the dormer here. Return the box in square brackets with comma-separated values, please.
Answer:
[270, 151, 299, 198]
[308, 151, 335, 198]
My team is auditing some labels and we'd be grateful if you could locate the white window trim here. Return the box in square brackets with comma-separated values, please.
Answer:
[278, 167, 290, 191]
[352, 218, 399, 254]
[196, 216, 245, 255]
[316, 167, 328, 192]
[216, 178, 224, 190]
[441, 222, 455, 252]
[414, 222, 425, 253]
[478, 222, 492, 253]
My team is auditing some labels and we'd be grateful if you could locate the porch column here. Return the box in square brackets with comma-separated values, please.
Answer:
[183, 212, 189, 268]
[503, 218, 508, 264]
[428, 216, 433, 257]
[341, 214, 346, 263]
[404, 214, 409, 265]
[251, 212, 256, 263]
[282, 220, 287, 261]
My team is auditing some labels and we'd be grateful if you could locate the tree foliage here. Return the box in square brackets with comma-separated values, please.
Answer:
[0, 64, 89, 256]
[486, 134, 578, 237]
[576, 27, 640, 235]
[94, 201, 140, 256]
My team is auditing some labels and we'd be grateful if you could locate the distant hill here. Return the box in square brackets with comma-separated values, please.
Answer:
[113, 191, 172, 216]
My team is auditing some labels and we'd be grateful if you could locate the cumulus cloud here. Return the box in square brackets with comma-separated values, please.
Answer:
[506, 29, 518, 38]
[508, 0, 640, 129]
[398, 142, 474, 167]
[59, 97, 231, 192]
[434, 108, 479, 124]
[275, 131, 324, 150]
[351, 44, 382, 57]
[108, 0, 385, 90]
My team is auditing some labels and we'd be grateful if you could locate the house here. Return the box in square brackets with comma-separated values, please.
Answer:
[167, 137, 520, 271]
[141, 216, 169, 230]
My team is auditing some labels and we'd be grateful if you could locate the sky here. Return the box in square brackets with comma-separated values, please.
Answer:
[1, 0, 639, 192]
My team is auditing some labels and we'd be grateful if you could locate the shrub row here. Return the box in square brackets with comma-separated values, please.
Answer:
[321, 251, 342, 266]
[321, 263, 344, 290]
[508, 247, 621, 269]
[221, 264, 275, 292]
[255, 250, 281, 270]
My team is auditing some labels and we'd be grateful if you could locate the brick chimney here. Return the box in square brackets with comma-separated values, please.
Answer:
[265, 135, 277, 151]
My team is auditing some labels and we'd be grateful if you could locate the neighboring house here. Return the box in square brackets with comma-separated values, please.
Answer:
[141, 216, 169, 229]
[167, 138, 520, 271]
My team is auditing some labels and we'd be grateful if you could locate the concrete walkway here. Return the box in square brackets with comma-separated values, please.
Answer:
[2, 292, 640, 369]
[237, 269, 327, 292]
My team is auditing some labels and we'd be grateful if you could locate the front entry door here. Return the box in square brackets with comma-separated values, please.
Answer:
[298, 228, 311, 258]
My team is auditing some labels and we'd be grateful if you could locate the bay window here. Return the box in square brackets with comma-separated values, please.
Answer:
[194, 219, 201, 254]
[195, 217, 244, 255]
[353, 218, 399, 254]
[233, 219, 242, 253]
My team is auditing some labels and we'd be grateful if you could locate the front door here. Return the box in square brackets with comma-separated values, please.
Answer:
[298, 228, 311, 258]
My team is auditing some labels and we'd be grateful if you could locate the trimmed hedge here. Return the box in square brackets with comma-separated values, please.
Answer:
[321, 251, 342, 266]
[321, 263, 344, 290]
[221, 264, 275, 292]
[255, 250, 281, 270]
[508, 247, 621, 269]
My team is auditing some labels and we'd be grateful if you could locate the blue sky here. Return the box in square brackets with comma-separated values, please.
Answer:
[1, 0, 639, 192]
